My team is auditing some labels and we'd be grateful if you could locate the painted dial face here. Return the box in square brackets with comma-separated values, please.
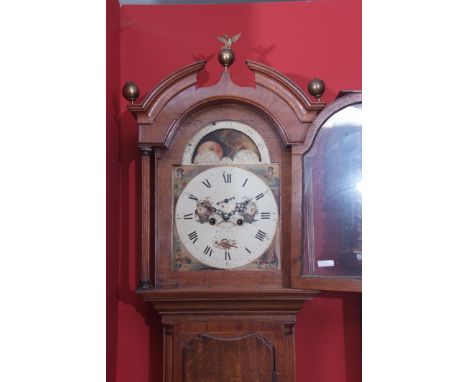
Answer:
[175, 166, 278, 269]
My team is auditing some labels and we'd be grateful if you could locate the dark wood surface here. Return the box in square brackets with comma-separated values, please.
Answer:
[184, 333, 274, 382]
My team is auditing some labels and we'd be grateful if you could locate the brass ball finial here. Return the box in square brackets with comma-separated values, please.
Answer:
[217, 33, 241, 70]
[122, 81, 140, 104]
[308, 78, 326, 102]
[218, 48, 235, 69]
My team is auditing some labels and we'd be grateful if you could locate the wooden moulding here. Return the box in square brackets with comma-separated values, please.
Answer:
[293, 92, 363, 156]
[128, 60, 325, 147]
[138, 144, 153, 289]
[137, 288, 318, 316]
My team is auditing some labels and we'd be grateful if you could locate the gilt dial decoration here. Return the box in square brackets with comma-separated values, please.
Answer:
[173, 164, 280, 270]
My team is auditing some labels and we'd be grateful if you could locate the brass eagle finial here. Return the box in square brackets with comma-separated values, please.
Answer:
[217, 33, 242, 50]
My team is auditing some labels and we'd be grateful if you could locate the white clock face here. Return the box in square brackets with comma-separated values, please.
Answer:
[174, 166, 278, 269]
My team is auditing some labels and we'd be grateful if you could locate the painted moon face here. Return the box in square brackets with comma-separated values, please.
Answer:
[194, 150, 221, 165]
[220, 157, 233, 164]
[233, 149, 260, 164]
[196, 141, 223, 159]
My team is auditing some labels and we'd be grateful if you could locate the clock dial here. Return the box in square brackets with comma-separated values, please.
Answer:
[175, 166, 278, 269]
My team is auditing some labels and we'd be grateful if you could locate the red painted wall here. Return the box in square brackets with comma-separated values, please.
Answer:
[106, 1, 121, 382]
[108, 1, 361, 381]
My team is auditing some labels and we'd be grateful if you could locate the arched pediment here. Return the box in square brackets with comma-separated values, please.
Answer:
[128, 60, 324, 147]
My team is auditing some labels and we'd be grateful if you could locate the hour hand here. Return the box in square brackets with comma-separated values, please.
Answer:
[235, 198, 252, 213]
[242, 198, 252, 206]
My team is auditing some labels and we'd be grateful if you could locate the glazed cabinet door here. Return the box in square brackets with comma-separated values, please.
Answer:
[292, 92, 362, 292]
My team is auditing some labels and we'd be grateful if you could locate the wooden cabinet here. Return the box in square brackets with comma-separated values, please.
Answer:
[124, 54, 360, 380]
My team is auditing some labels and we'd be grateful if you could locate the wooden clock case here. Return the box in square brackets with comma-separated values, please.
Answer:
[127, 60, 327, 382]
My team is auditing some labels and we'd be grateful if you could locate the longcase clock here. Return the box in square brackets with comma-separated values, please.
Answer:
[123, 40, 361, 381]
